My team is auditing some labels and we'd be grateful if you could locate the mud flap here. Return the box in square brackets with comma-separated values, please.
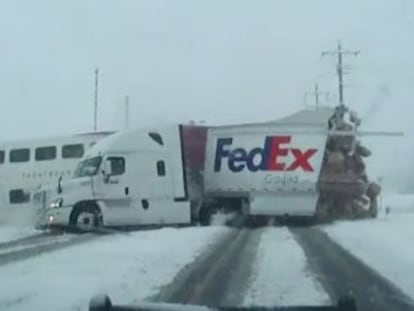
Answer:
[199, 207, 211, 226]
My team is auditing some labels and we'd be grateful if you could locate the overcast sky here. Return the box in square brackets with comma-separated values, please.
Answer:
[1, 0, 413, 187]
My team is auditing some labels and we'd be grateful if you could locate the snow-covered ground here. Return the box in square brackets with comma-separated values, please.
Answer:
[379, 192, 414, 215]
[0, 226, 228, 311]
[0, 225, 40, 243]
[243, 227, 330, 306]
[0, 234, 76, 256]
[323, 193, 414, 300]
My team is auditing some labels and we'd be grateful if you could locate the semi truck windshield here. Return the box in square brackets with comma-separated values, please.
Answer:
[74, 156, 102, 178]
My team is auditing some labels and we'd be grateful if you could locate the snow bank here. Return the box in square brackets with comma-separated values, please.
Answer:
[323, 211, 414, 299]
[379, 192, 414, 215]
[0, 225, 39, 243]
[0, 226, 228, 311]
[243, 227, 330, 306]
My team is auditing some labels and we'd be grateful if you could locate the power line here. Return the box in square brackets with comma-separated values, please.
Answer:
[304, 83, 330, 110]
[322, 41, 359, 107]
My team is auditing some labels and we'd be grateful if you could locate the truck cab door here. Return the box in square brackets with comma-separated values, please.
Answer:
[126, 153, 163, 224]
[130, 153, 190, 225]
[95, 155, 135, 225]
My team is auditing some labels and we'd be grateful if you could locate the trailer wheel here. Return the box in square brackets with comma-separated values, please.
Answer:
[199, 208, 211, 226]
[70, 204, 101, 232]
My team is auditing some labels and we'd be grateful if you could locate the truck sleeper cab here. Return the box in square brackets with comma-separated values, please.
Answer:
[35, 126, 192, 230]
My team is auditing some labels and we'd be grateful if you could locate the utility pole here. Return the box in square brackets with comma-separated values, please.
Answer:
[304, 83, 329, 110]
[322, 41, 359, 107]
[93, 68, 99, 132]
[124, 95, 129, 130]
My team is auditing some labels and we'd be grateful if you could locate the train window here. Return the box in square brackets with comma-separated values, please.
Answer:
[9, 189, 30, 204]
[0, 150, 4, 164]
[148, 132, 164, 146]
[62, 144, 84, 158]
[35, 146, 57, 161]
[157, 160, 166, 176]
[107, 157, 125, 175]
[10, 148, 30, 163]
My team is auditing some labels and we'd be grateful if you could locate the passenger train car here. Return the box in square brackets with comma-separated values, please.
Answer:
[0, 131, 113, 224]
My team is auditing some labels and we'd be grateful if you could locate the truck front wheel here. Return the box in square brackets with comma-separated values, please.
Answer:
[70, 204, 101, 232]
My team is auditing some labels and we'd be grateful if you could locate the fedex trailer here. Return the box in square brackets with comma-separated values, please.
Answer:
[202, 122, 327, 222]
[34, 120, 329, 230]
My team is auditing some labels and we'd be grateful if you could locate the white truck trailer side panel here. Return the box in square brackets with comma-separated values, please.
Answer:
[204, 123, 328, 216]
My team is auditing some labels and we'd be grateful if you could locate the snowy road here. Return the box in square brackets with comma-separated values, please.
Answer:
[0, 227, 228, 311]
[243, 228, 330, 306]
[155, 225, 414, 310]
[2, 214, 414, 310]
[292, 226, 414, 311]
[0, 232, 98, 266]
[0, 226, 40, 244]
[320, 193, 414, 304]
[155, 228, 261, 306]
[322, 214, 414, 305]
[156, 227, 330, 307]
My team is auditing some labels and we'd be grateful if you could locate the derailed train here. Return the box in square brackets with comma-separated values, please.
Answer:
[317, 105, 381, 221]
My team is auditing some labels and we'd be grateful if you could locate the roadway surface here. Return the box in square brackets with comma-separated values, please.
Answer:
[154, 226, 414, 311]
[0, 231, 101, 267]
[1, 224, 413, 310]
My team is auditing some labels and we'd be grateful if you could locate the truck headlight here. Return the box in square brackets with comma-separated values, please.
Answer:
[50, 198, 63, 208]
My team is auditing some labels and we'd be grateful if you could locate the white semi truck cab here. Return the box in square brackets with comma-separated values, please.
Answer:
[35, 125, 194, 230]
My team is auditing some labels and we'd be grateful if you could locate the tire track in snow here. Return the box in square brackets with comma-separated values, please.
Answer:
[154, 228, 261, 306]
[291, 227, 414, 311]
[0, 233, 99, 266]
[243, 227, 330, 307]
[0, 233, 50, 250]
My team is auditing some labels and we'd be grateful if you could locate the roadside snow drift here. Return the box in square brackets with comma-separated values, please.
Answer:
[323, 194, 414, 300]
[0, 227, 228, 311]
[243, 227, 330, 306]
[380, 192, 414, 215]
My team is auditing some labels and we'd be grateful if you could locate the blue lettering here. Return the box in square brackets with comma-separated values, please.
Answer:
[214, 138, 233, 172]
[246, 147, 264, 172]
[213, 135, 315, 173]
[228, 148, 247, 172]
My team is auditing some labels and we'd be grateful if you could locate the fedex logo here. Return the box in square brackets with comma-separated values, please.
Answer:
[214, 136, 317, 173]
